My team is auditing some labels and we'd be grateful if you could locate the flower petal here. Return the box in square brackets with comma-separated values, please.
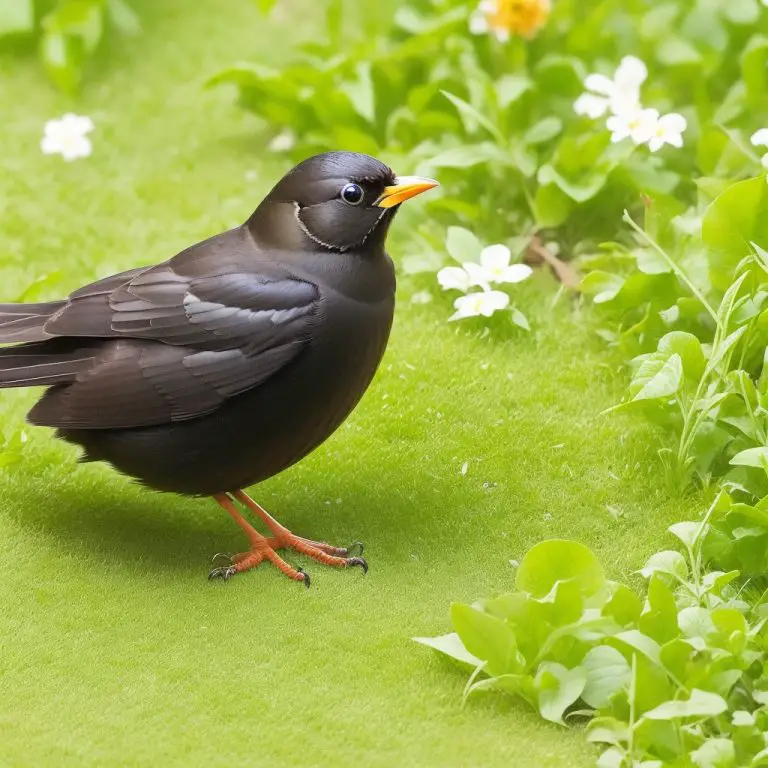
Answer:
[502, 264, 533, 283]
[477, 290, 510, 317]
[762, 153, 768, 170]
[437, 266, 471, 293]
[751, 128, 768, 147]
[584, 73, 615, 97]
[468, 10, 489, 34]
[574, 93, 610, 119]
[480, 244, 511, 271]
[614, 56, 648, 90]
[658, 112, 687, 133]
[462, 261, 491, 289]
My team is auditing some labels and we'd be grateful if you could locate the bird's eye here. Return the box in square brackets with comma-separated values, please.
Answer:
[340, 183, 364, 206]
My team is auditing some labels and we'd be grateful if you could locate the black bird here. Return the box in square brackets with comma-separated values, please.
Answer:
[0, 152, 437, 586]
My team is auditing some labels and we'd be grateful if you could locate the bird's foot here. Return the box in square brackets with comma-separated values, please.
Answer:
[208, 543, 312, 587]
[267, 532, 368, 574]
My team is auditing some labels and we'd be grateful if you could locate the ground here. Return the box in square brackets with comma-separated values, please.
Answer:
[0, 2, 702, 765]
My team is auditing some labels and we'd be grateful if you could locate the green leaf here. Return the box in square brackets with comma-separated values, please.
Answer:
[639, 576, 679, 644]
[741, 35, 768, 99]
[510, 308, 530, 331]
[730, 447, 768, 469]
[668, 521, 701, 550]
[495, 75, 532, 108]
[635, 247, 673, 275]
[107, 0, 141, 35]
[580, 271, 624, 304]
[0, 0, 33, 36]
[450, 604, 521, 677]
[656, 36, 702, 66]
[658, 332, 706, 380]
[40, 32, 84, 94]
[524, 117, 562, 146]
[514, 539, 606, 600]
[537, 165, 607, 204]
[690, 738, 736, 768]
[581, 646, 631, 708]
[643, 688, 728, 720]
[534, 662, 587, 725]
[610, 630, 662, 666]
[705, 327, 747, 375]
[703, 178, 768, 288]
[639, 550, 688, 582]
[533, 184, 574, 228]
[446, 226, 481, 263]
[440, 90, 503, 143]
[254, 0, 278, 12]
[412, 632, 482, 669]
[721, 0, 759, 25]
[340, 63, 375, 124]
[630, 353, 683, 401]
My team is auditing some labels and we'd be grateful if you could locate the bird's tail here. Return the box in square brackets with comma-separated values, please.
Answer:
[0, 340, 95, 388]
[0, 301, 66, 344]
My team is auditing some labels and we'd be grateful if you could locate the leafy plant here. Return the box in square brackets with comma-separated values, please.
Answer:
[0, 0, 141, 93]
[416, 514, 768, 767]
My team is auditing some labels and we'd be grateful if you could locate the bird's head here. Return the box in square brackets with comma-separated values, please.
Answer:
[247, 151, 438, 253]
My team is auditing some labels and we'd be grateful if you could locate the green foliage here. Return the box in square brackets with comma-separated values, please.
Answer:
[416, 513, 768, 766]
[0, 0, 141, 93]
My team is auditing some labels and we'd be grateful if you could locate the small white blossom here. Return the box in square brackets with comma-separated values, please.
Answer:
[437, 266, 471, 293]
[41, 113, 94, 161]
[470, 244, 533, 286]
[268, 130, 295, 152]
[469, 1, 508, 40]
[449, 289, 510, 321]
[648, 113, 687, 152]
[607, 107, 659, 146]
[750, 128, 768, 169]
[576, 56, 646, 120]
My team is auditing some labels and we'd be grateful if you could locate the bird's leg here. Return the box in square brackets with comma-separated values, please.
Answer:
[232, 490, 368, 572]
[208, 493, 309, 586]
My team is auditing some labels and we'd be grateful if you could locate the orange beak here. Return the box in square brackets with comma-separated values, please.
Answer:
[375, 176, 439, 209]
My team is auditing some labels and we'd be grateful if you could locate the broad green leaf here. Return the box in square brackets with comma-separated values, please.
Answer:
[630, 353, 683, 401]
[604, 583, 642, 627]
[741, 35, 768, 98]
[668, 521, 701, 550]
[534, 662, 586, 725]
[40, 32, 84, 94]
[703, 178, 768, 288]
[495, 75, 532, 108]
[580, 271, 624, 304]
[639, 576, 679, 644]
[534, 183, 574, 228]
[639, 550, 688, 582]
[635, 248, 672, 275]
[581, 646, 631, 708]
[440, 90, 503, 143]
[596, 748, 625, 768]
[658, 332, 706, 380]
[515, 539, 606, 599]
[537, 165, 607, 203]
[610, 630, 662, 666]
[690, 738, 736, 768]
[585, 716, 630, 746]
[730, 447, 768, 469]
[656, 36, 702, 66]
[446, 227, 481, 263]
[524, 117, 562, 146]
[0, 0, 33, 35]
[412, 632, 482, 669]
[678, 606, 716, 639]
[450, 604, 520, 677]
[414, 143, 507, 174]
[721, 0, 759, 24]
[643, 688, 728, 720]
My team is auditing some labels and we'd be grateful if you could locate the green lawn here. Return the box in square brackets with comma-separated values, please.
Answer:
[0, 2, 702, 765]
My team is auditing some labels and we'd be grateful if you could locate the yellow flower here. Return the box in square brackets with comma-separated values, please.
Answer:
[469, 0, 551, 41]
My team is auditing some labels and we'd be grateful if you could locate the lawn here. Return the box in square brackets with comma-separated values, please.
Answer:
[0, 1, 707, 766]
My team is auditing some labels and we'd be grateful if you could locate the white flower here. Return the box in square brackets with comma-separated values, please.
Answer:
[268, 130, 295, 152]
[648, 112, 687, 152]
[449, 289, 510, 321]
[437, 266, 471, 292]
[575, 55, 647, 119]
[751, 129, 768, 169]
[40, 113, 94, 161]
[607, 107, 659, 145]
[465, 244, 533, 287]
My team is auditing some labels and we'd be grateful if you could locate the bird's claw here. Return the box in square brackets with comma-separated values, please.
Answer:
[211, 552, 233, 564]
[298, 567, 311, 589]
[347, 556, 368, 574]
[208, 565, 237, 581]
[345, 541, 365, 557]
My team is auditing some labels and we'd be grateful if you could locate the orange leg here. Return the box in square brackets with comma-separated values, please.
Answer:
[208, 492, 367, 587]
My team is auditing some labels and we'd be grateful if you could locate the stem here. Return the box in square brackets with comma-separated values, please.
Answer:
[627, 654, 637, 762]
[623, 210, 718, 325]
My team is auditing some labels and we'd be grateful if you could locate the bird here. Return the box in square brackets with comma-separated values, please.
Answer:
[0, 151, 437, 587]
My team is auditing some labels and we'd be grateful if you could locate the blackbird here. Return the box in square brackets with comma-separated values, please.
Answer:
[0, 151, 437, 587]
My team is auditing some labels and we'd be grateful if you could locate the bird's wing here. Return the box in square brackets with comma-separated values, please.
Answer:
[23, 257, 322, 429]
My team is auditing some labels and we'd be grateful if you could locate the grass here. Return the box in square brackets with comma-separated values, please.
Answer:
[0, 1, 703, 765]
